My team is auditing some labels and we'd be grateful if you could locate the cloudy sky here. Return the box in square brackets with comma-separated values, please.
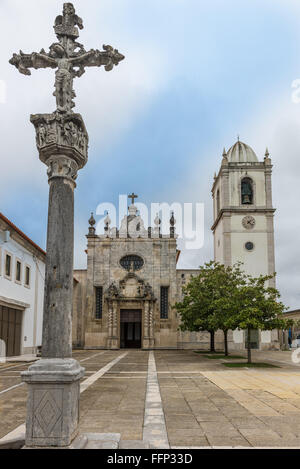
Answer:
[1, 0, 300, 309]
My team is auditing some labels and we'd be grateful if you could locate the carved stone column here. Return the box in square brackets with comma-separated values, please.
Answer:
[143, 301, 150, 349]
[110, 300, 119, 349]
[107, 300, 114, 349]
[21, 112, 88, 447]
[149, 302, 155, 348]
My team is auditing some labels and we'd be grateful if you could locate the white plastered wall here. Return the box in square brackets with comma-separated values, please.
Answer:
[0, 231, 45, 354]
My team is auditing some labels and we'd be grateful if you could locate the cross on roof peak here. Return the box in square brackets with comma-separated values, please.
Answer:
[128, 193, 138, 205]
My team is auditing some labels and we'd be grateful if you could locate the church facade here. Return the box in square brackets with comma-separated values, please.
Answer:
[72, 140, 279, 351]
[72, 201, 202, 350]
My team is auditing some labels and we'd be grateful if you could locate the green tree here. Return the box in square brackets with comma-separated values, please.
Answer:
[176, 263, 291, 362]
[207, 263, 246, 356]
[233, 274, 291, 363]
[175, 261, 244, 354]
[175, 265, 217, 352]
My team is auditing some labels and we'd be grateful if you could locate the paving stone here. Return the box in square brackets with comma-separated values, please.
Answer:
[165, 414, 200, 429]
[119, 440, 150, 449]
[69, 435, 88, 449]
[170, 437, 210, 447]
[195, 412, 229, 423]
[3, 349, 300, 448]
[238, 428, 281, 440]
[85, 440, 119, 449]
[229, 417, 268, 430]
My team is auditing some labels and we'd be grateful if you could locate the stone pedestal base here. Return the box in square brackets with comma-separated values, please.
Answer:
[108, 337, 119, 349]
[21, 359, 85, 447]
[149, 339, 155, 348]
[143, 338, 151, 349]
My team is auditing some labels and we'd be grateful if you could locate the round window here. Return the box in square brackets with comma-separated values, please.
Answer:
[245, 241, 254, 251]
[120, 255, 144, 271]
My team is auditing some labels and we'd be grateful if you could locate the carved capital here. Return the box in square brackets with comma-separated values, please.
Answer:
[47, 155, 78, 185]
[31, 112, 89, 174]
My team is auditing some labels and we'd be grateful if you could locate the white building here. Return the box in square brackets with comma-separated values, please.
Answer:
[211, 140, 279, 350]
[0, 213, 45, 357]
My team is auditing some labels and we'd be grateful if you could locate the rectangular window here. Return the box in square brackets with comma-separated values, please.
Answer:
[95, 287, 103, 319]
[5, 254, 12, 279]
[16, 260, 22, 283]
[25, 265, 31, 287]
[160, 286, 169, 319]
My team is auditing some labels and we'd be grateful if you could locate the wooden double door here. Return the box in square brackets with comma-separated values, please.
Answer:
[0, 305, 22, 357]
[120, 310, 142, 349]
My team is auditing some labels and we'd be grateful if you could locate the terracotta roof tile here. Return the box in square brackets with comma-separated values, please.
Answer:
[0, 212, 46, 257]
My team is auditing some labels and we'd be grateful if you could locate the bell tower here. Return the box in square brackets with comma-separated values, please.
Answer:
[211, 140, 276, 287]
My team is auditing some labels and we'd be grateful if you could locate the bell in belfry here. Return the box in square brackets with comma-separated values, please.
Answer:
[241, 178, 253, 204]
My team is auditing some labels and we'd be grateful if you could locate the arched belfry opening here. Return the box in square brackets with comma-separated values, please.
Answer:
[241, 177, 254, 205]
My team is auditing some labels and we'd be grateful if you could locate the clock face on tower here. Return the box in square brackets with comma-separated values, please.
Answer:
[242, 215, 255, 230]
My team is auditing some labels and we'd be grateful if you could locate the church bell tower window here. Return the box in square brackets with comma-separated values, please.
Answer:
[241, 177, 254, 205]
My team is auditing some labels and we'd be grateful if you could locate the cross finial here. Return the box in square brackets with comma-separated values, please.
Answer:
[128, 193, 138, 205]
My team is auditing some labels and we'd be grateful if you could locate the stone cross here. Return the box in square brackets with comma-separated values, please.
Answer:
[128, 193, 138, 205]
[10, 3, 124, 448]
[10, 2, 124, 114]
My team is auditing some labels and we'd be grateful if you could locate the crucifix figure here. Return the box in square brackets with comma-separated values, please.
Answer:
[10, 2, 124, 113]
[128, 193, 138, 205]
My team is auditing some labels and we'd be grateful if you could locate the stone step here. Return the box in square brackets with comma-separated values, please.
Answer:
[119, 440, 150, 449]
[79, 433, 121, 449]
[0, 437, 25, 450]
